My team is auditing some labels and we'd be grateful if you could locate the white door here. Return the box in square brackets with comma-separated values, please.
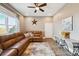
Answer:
[45, 23, 53, 38]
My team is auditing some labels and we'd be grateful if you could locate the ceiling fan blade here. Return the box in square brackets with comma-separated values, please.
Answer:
[39, 8, 44, 12]
[34, 10, 37, 13]
[27, 6, 35, 8]
[34, 3, 38, 7]
[39, 3, 47, 7]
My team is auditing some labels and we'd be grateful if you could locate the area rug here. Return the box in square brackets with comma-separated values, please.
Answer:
[22, 42, 55, 56]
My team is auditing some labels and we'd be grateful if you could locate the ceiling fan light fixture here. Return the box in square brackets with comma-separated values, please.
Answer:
[35, 7, 39, 10]
[27, 3, 47, 13]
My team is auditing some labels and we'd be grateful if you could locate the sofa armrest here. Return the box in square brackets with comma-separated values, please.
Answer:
[1, 48, 17, 56]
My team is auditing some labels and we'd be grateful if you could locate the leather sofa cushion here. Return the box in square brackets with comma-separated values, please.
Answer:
[10, 38, 29, 55]
[0, 32, 24, 43]
[0, 44, 2, 49]
[34, 34, 41, 37]
[15, 35, 25, 43]
[11, 38, 29, 49]
[1, 49, 17, 56]
[1, 35, 25, 50]
[1, 38, 16, 50]
[15, 32, 24, 37]
[30, 31, 43, 42]
[0, 33, 15, 43]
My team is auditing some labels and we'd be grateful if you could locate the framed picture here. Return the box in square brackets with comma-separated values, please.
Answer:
[62, 16, 73, 31]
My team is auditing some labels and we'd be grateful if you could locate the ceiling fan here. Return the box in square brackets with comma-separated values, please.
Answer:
[27, 3, 47, 13]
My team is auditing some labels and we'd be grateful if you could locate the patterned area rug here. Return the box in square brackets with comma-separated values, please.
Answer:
[22, 42, 55, 56]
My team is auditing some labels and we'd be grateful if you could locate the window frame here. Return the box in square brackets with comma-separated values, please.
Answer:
[0, 11, 19, 35]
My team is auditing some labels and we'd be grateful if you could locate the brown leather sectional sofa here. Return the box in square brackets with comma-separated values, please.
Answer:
[0, 31, 43, 56]
[0, 32, 30, 56]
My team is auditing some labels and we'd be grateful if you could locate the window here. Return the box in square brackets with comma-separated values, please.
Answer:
[0, 12, 19, 35]
[8, 16, 18, 33]
[0, 13, 7, 35]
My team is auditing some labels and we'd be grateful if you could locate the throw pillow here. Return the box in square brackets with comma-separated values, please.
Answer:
[24, 33, 30, 38]
[29, 33, 33, 37]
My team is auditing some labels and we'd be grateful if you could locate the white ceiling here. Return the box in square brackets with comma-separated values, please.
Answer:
[10, 3, 66, 16]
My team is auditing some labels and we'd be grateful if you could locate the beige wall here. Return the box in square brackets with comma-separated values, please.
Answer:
[53, 3, 79, 22]
[53, 3, 79, 40]
[25, 16, 53, 32]
[19, 15, 26, 32]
